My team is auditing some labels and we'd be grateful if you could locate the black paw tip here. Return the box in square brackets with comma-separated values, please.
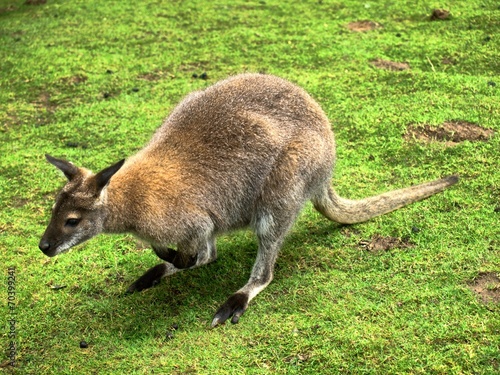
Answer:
[211, 293, 248, 327]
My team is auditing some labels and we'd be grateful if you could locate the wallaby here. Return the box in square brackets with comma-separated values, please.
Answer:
[39, 73, 458, 326]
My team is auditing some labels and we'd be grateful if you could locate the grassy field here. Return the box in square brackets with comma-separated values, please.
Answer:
[1, 0, 499, 373]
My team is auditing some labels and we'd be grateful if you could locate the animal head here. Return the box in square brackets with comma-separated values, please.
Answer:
[39, 154, 125, 257]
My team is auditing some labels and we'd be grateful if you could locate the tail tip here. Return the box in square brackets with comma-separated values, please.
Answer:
[445, 174, 459, 186]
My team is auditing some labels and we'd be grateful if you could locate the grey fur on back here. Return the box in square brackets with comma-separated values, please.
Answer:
[105, 74, 335, 240]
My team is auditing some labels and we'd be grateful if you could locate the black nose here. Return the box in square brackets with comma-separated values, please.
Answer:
[39, 240, 50, 252]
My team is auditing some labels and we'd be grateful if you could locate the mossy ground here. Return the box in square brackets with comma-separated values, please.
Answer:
[1, 0, 499, 374]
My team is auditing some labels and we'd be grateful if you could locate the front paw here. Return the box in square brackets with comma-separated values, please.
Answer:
[211, 293, 249, 327]
[126, 263, 167, 293]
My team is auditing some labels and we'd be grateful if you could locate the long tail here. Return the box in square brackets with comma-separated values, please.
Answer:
[313, 175, 458, 224]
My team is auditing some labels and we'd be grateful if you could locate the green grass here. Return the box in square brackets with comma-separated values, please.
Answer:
[1, 0, 499, 373]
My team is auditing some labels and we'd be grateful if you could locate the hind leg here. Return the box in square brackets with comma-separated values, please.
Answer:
[211, 209, 300, 326]
[211, 139, 327, 326]
[127, 235, 217, 293]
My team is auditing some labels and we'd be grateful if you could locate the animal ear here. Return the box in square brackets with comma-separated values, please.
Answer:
[94, 159, 125, 191]
[45, 154, 79, 181]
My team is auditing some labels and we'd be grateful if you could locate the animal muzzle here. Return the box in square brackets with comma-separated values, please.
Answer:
[38, 238, 57, 257]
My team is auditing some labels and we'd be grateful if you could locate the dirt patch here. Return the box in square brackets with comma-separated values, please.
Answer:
[33, 92, 58, 112]
[31, 92, 58, 126]
[12, 196, 29, 208]
[430, 9, 450, 20]
[60, 74, 88, 85]
[347, 20, 381, 32]
[371, 58, 410, 71]
[359, 235, 414, 253]
[468, 272, 500, 304]
[138, 69, 174, 81]
[405, 121, 495, 146]
[441, 57, 456, 65]
[138, 72, 160, 81]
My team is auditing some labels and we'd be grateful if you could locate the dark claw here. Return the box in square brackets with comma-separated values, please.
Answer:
[211, 293, 249, 327]
[127, 263, 167, 293]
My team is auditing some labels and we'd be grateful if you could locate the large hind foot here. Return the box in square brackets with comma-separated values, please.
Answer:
[211, 293, 249, 327]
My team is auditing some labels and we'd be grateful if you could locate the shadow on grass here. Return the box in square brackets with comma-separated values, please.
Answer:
[51, 216, 347, 340]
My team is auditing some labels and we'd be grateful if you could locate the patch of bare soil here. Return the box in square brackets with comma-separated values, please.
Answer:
[371, 58, 410, 71]
[405, 121, 495, 146]
[60, 74, 88, 85]
[33, 92, 58, 112]
[359, 235, 414, 253]
[138, 72, 162, 81]
[468, 272, 500, 304]
[430, 9, 450, 20]
[31, 92, 59, 126]
[12, 196, 29, 208]
[347, 20, 381, 32]
[441, 57, 456, 65]
[138, 70, 175, 81]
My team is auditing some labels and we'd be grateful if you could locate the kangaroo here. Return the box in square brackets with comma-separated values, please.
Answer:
[39, 73, 458, 327]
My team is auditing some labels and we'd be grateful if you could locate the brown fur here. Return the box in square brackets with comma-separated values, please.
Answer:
[39, 73, 458, 326]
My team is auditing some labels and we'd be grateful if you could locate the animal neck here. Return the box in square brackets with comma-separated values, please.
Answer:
[101, 181, 134, 234]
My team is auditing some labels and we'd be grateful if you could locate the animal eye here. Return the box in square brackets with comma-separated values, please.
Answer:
[65, 218, 80, 227]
